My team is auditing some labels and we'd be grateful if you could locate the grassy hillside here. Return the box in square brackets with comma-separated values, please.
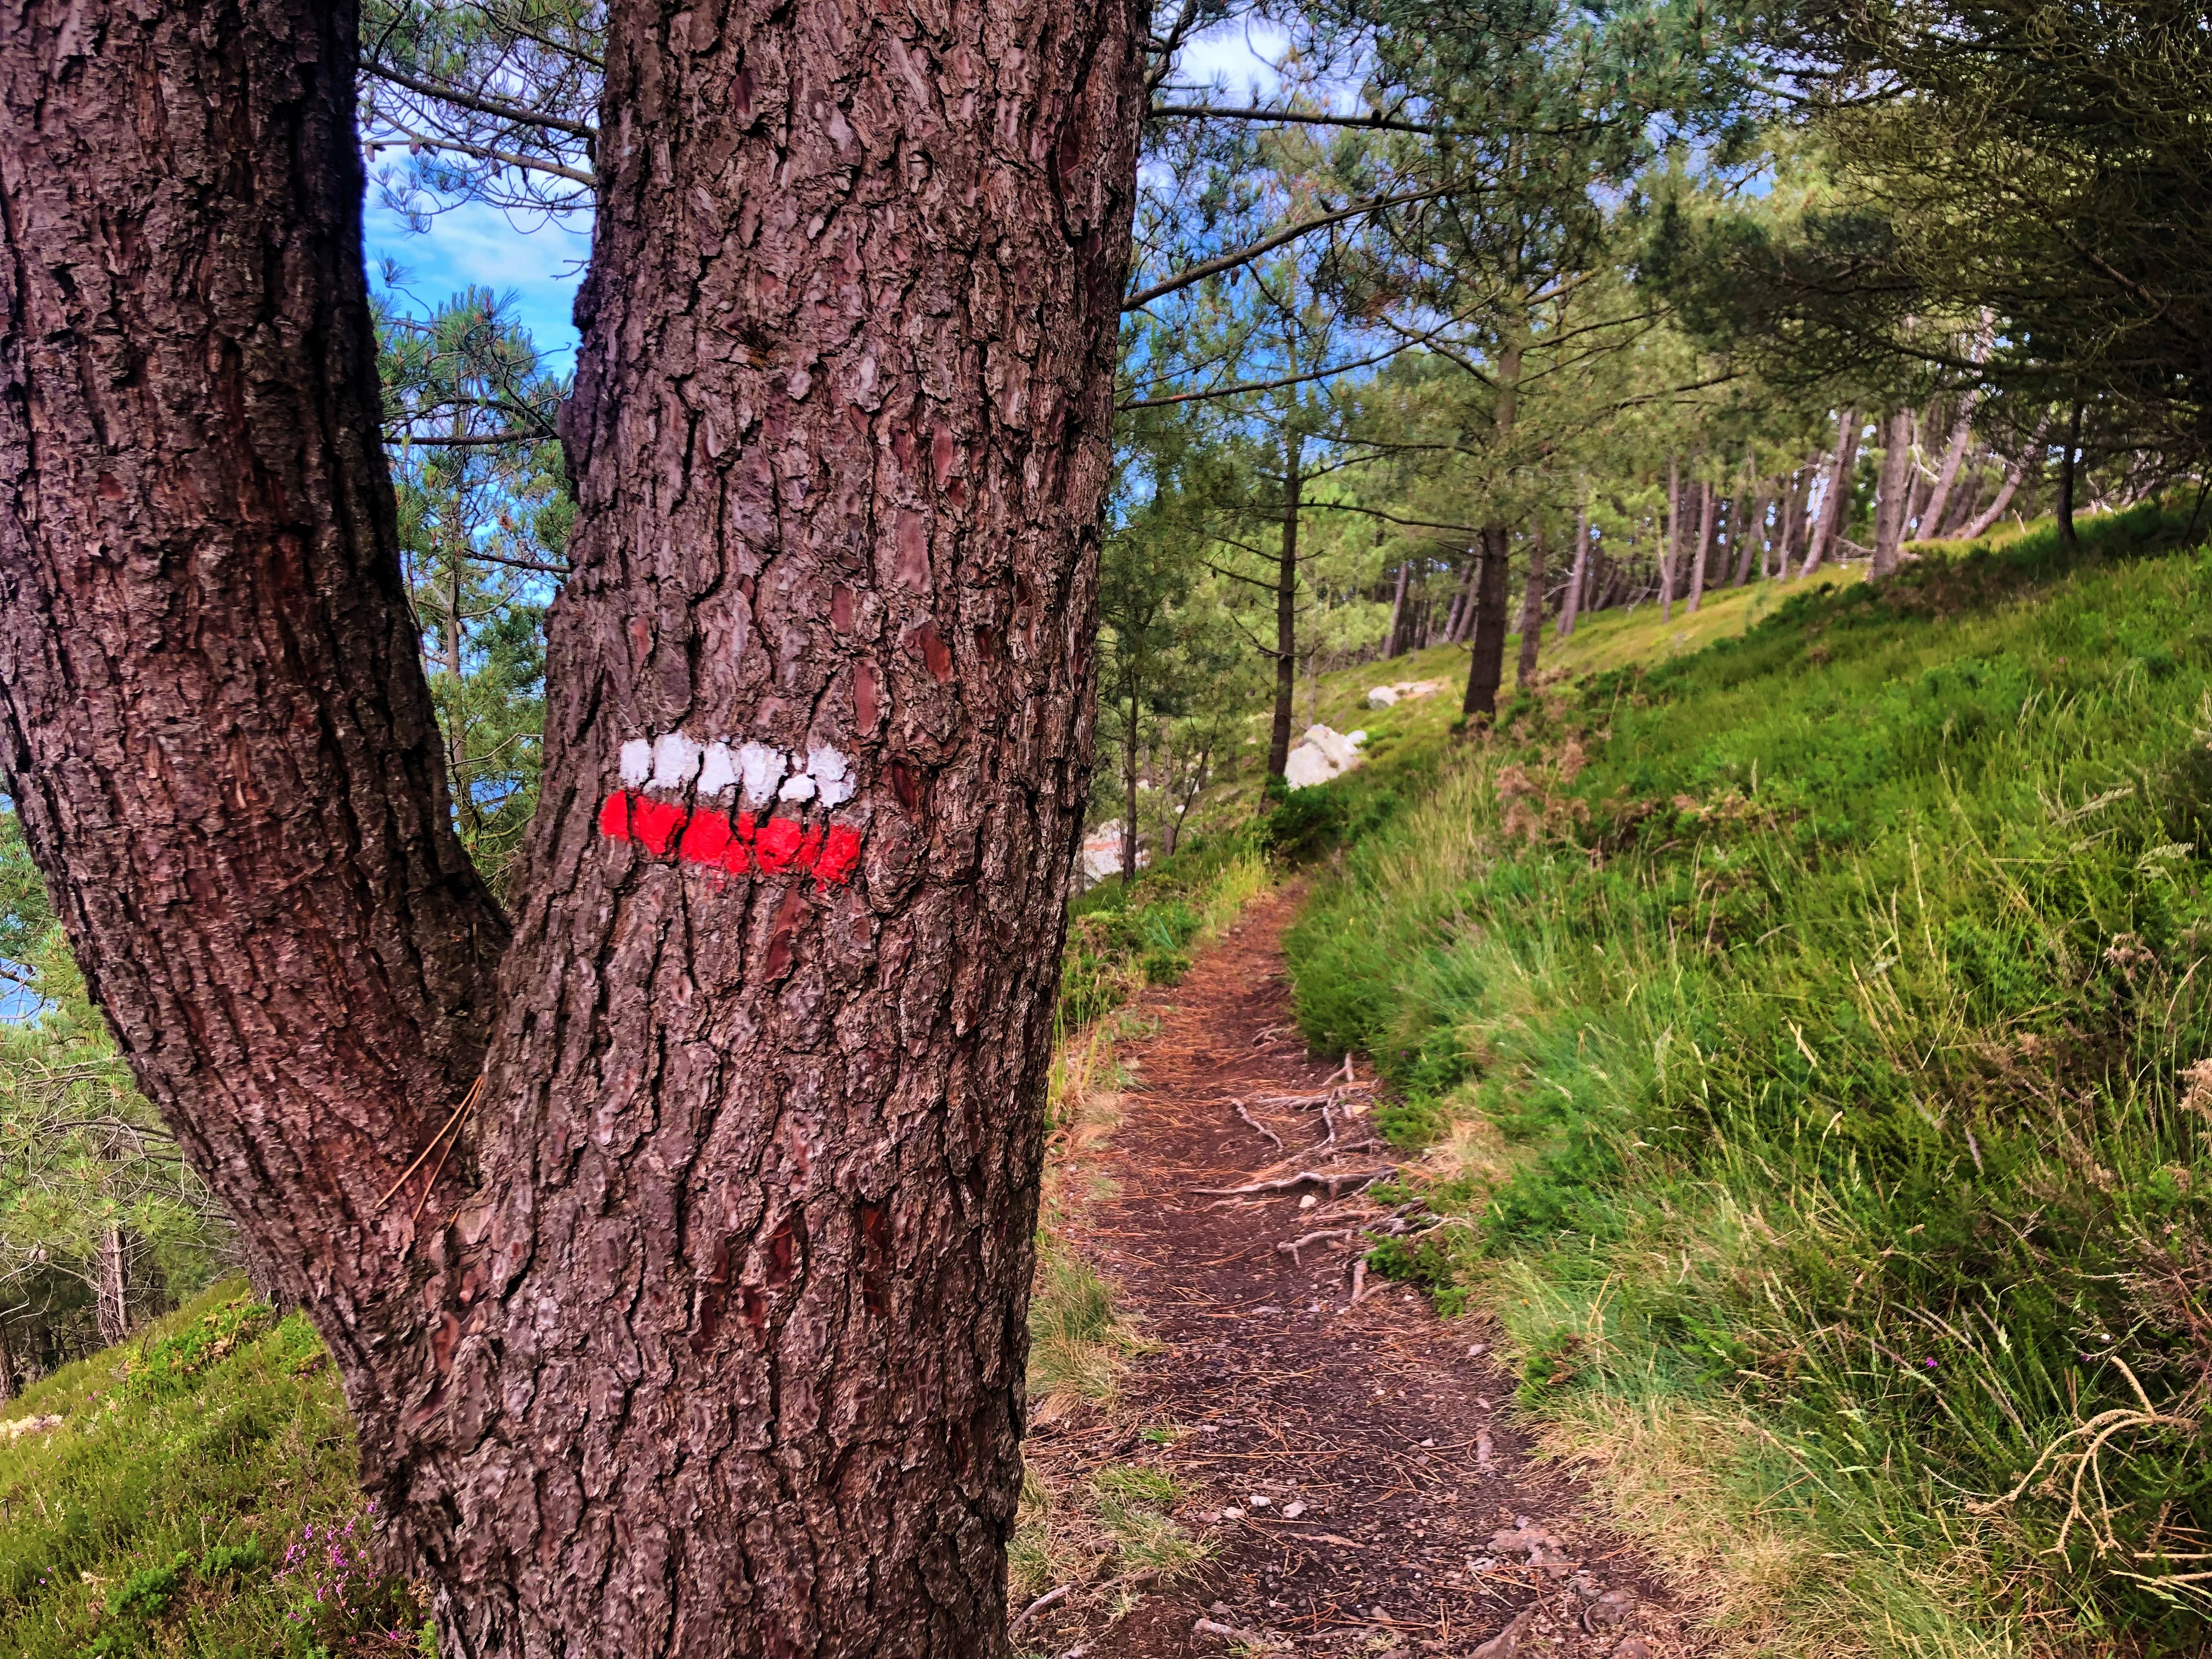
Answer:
[1285, 507, 2212, 1655]
[0, 1285, 422, 1658]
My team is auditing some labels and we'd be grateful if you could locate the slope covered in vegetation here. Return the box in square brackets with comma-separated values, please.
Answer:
[1287, 510, 2212, 1654]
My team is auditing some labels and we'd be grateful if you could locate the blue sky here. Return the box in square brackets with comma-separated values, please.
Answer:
[359, 19, 1290, 369]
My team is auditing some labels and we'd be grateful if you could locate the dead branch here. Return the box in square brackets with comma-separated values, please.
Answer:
[1010, 1584, 1071, 1633]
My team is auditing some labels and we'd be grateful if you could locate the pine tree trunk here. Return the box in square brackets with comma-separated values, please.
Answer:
[95, 1227, 128, 1347]
[1687, 479, 1715, 613]
[1802, 410, 1860, 576]
[1385, 560, 1410, 657]
[1731, 483, 1763, 587]
[2056, 400, 2084, 549]
[1871, 408, 1913, 578]
[1516, 522, 1547, 683]
[1461, 528, 1512, 720]
[0, 1317, 14, 1403]
[1955, 415, 2050, 539]
[1663, 457, 1680, 620]
[0, 2, 1143, 1655]
[1123, 680, 1141, 887]
[1267, 437, 1304, 779]
[1558, 509, 1590, 638]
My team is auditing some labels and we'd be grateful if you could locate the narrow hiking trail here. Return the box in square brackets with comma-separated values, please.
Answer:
[1048, 889, 1702, 1659]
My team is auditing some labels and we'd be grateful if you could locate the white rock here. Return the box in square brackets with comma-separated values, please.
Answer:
[1248, 1494, 1270, 1509]
[1366, 685, 1400, 708]
[1283, 1500, 1307, 1519]
[1299, 1193, 1317, 1210]
[1283, 723, 1367, 789]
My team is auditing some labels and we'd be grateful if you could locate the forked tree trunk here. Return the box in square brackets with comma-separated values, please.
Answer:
[0, 3, 1142, 1656]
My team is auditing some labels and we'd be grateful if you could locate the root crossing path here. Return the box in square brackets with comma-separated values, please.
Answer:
[1053, 889, 1699, 1659]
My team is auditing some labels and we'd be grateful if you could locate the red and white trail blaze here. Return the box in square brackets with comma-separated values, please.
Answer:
[600, 732, 864, 889]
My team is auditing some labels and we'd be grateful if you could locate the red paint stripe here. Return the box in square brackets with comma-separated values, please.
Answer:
[598, 794, 862, 888]
[599, 791, 631, 840]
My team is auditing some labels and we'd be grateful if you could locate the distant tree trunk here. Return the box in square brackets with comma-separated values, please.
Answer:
[1802, 409, 1860, 576]
[2056, 400, 2084, 549]
[1871, 408, 1914, 578]
[95, 1227, 128, 1347]
[1558, 509, 1591, 637]
[1731, 473, 1763, 587]
[1662, 457, 1681, 620]
[1164, 744, 1208, 857]
[0, 1318, 14, 1402]
[0, 2, 1143, 1655]
[1122, 679, 1141, 887]
[1385, 561, 1410, 657]
[1686, 479, 1716, 612]
[1920, 403, 1974, 539]
[1267, 435, 1304, 780]
[1955, 416, 2050, 539]
[1461, 528, 1511, 720]
[1516, 521, 1547, 684]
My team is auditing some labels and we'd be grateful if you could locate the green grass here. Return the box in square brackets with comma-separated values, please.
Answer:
[1283, 505, 2212, 1656]
[0, 1284, 426, 1658]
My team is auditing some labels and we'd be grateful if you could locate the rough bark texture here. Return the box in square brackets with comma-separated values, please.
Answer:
[0, 0, 509, 1409]
[0, 0, 1144, 1655]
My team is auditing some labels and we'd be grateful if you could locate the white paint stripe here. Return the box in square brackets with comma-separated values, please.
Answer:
[652, 731, 704, 790]
[619, 737, 654, 787]
[698, 740, 737, 798]
[737, 740, 785, 806]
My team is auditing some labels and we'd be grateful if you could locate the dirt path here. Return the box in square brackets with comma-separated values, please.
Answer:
[1048, 889, 1700, 1659]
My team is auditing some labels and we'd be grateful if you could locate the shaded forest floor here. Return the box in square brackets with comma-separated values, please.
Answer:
[1021, 889, 1700, 1659]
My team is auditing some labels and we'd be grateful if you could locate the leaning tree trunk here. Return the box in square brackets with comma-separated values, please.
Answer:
[0, 3, 1143, 1657]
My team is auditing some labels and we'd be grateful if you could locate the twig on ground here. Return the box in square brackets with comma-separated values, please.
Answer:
[1234, 1099, 1285, 1153]
[1011, 1584, 1072, 1633]
[1276, 1228, 1358, 1265]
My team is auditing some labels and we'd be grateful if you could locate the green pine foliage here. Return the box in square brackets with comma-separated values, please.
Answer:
[1286, 509, 2212, 1650]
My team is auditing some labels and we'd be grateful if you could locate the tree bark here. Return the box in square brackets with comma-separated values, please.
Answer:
[0, 3, 1143, 1657]
[1686, 479, 1714, 613]
[1267, 434, 1304, 780]
[1954, 415, 2050, 539]
[1731, 478, 1763, 588]
[2056, 400, 2084, 549]
[1384, 560, 1410, 657]
[0, 1317, 14, 1403]
[1557, 509, 1590, 638]
[1802, 409, 1860, 577]
[1871, 407, 1914, 578]
[1460, 527, 1511, 721]
[1662, 456, 1680, 620]
[1122, 678, 1141, 887]
[1515, 521, 1547, 683]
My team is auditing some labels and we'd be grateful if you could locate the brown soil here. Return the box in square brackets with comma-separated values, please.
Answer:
[1027, 888, 1701, 1659]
